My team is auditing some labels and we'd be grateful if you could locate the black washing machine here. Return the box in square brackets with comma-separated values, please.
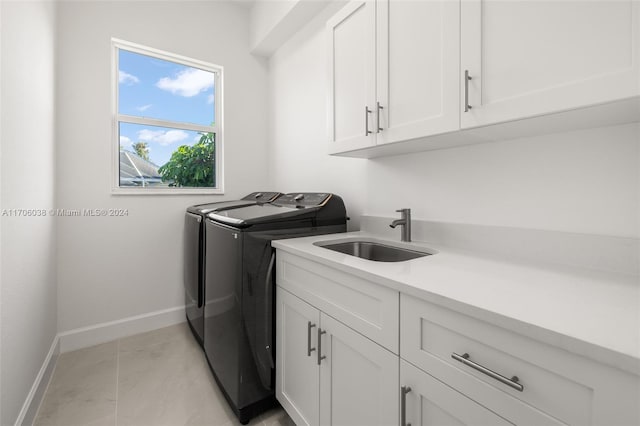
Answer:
[203, 193, 347, 424]
[184, 192, 281, 346]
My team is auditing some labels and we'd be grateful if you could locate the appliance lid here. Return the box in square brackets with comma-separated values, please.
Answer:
[206, 193, 333, 228]
[207, 204, 316, 227]
[188, 200, 255, 215]
[187, 192, 281, 215]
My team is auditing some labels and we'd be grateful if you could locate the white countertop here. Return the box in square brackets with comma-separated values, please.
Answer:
[272, 231, 640, 375]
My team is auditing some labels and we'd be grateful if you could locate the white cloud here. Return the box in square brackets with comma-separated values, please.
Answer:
[119, 135, 132, 148]
[207, 94, 214, 104]
[137, 129, 189, 146]
[156, 68, 214, 97]
[119, 70, 140, 85]
[136, 104, 152, 112]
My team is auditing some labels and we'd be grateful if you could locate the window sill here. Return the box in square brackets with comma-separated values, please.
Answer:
[111, 187, 224, 196]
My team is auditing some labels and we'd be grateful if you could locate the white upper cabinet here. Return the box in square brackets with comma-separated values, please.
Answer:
[376, 0, 460, 145]
[328, 0, 460, 154]
[328, 0, 640, 157]
[327, 1, 377, 153]
[461, 0, 640, 128]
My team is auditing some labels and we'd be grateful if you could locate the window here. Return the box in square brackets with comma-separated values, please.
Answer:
[112, 39, 223, 193]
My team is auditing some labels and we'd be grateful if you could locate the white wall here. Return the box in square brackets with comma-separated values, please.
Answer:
[249, 0, 334, 56]
[250, 0, 296, 49]
[268, 3, 367, 230]
[364, 123, 639, 238]
[56, 1, 270, 333]
[0, 1, 58, 424]
[268, 7, 640, 239]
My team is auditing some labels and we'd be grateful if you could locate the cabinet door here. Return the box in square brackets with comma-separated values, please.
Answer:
[461, 0, 640, 128]
[318, 314, 398, 426]
[401, 360, 513, 426]
[327, 1, 377, 154]
[376, 0, 460, 144]
[276, 288, 320, 426]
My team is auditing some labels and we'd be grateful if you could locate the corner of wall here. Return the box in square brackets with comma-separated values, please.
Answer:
[15, 337, 60, 426]
[0, 0, 4, 422]
[1, 1, 60, 424]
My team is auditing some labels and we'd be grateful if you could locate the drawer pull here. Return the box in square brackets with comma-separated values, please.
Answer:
[307, 322, 316, 356]
[451, 352, 524, 392]
[365, 106, 373, 136]
[464, 70, 472, 112]
[400, 386, 412, 426]
[317, 329, 327, 365]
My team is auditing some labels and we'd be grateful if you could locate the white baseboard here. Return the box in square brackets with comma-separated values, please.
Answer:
[58, 306, 186, 353]
[16, 335, 59, 426]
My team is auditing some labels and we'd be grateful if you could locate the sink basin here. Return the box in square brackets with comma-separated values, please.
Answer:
[316, 240, 432, 262]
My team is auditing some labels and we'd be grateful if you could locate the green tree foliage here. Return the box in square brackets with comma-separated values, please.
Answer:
[158, 132, 215, 187]
[132, 141, 150, 160]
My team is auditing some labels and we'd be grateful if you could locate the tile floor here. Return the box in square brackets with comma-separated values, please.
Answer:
[33, 323, 293, 426]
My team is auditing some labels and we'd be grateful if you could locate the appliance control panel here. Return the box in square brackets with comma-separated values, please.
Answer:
[241, 192, 281, 202]
[275, 193, 331, 207]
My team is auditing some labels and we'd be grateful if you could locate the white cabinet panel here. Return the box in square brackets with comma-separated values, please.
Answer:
[401, 294, 640, 426]
[277, 252, 399, 353]
[327, 1, 377, 153]
[327, 0, 640, 157]
[276, 250, 640, 425]
[276, 284, 400, 426]
[319, 314, 398, 426]
[401, 360, 513, 426]
[461, 0, 640, 128]
[376, 0, 460, 144]
[276, 288, 320, 426]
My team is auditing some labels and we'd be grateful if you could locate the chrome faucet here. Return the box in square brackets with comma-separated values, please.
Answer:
[389, 208, 411, 242]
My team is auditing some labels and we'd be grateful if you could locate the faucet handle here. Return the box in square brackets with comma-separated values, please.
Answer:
[396, 208, 410, 214]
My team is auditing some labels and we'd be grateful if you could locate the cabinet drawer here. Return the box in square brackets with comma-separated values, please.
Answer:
[401, 360, 514, 426]
[401, 295, 594, 425]
[276, 251, 399, 353]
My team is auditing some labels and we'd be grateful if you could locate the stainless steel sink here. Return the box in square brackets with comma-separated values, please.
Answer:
[316, 240, 432, 262]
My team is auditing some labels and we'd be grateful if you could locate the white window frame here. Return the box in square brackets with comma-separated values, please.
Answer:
[111, 38, 224, 195]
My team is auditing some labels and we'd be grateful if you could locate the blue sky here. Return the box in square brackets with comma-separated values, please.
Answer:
[118, 49, 215, 166]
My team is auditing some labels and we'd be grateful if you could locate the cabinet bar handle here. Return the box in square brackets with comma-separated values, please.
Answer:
[451, 352, 524, 392]
[464, 70, 472, 112]
[401, 386, 411, 426]
[317, 328, 326, 365]
[376, 102, 384, 133]
[307, 322, 316, 356]
[365, 106, 373, 136]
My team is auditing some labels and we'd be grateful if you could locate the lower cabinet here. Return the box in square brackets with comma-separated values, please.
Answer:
[275, 250, 640, 425]
[400, 360, 512, 426]
[400, 294, 640, 426]
[276, 287, 320, 426]
[276, 287, 399, 426]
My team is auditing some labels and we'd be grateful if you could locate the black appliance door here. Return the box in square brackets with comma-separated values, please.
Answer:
[204, 221, 272, 410]
[184, 212, 203, 342]
[242, 232, 276, 389]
